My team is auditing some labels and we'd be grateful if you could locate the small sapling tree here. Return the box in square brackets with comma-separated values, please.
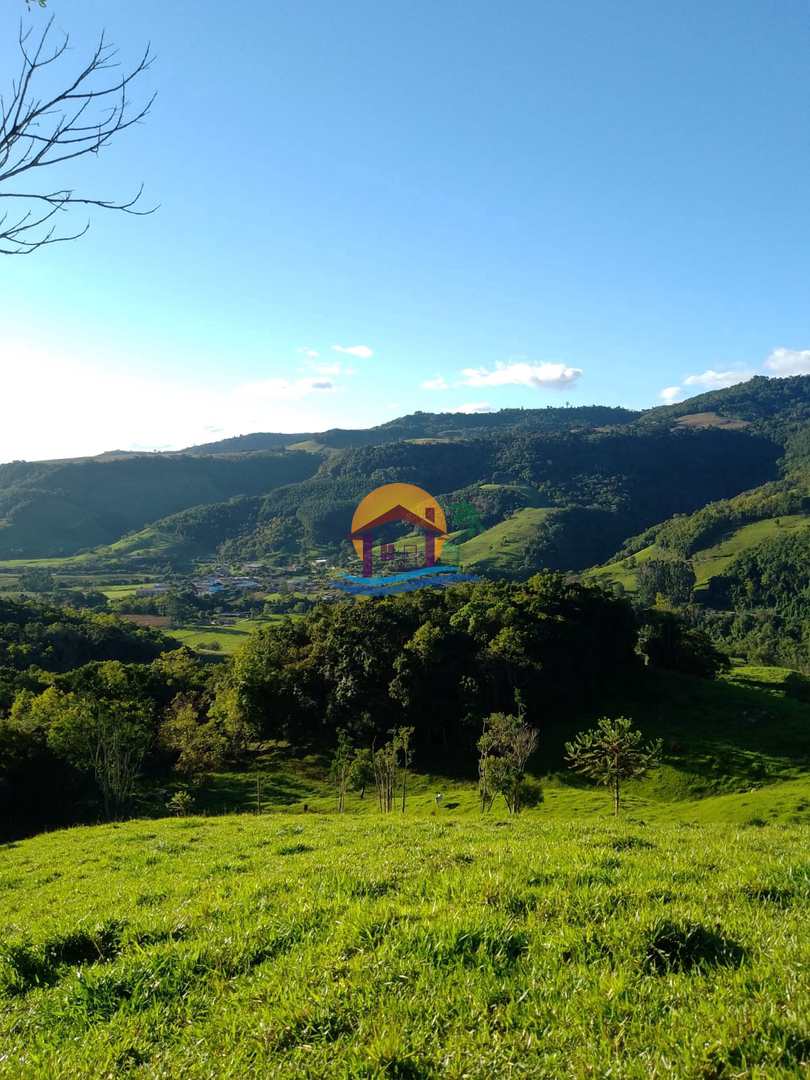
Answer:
[398, 726, 414, 813]
[478, 711, 539, 815]
[329, 728, 353, 813]
[348, 747, 373, 800]
[166, 789, 194, 817]
[373, 737, 396, 812]
[565, 716, 662, 816]
[372, 727, 415, 813]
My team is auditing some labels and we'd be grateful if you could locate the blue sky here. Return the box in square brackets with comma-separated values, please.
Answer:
[1, 0, 808, 460]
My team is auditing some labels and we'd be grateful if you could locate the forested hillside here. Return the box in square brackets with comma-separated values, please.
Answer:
[3, 376, 810, 571]
[633, 373, 810, 432]
[182, 404, 640, 454]
[586, 442, 810, 669]
[4, 569, 803, 840]
[0, 452, 319, 558]
[76, 420, 784, 571]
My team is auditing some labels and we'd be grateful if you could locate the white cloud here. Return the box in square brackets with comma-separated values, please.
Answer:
[451, 402, 494, 414]
[315, 363, 342, 376]
[764, 347, 810, 377]
[297, 347, 320, 359]
[461, 361, 582, 390]
[421, 375, 449, 390]
[230, 376, 335, 401]
[657, 367, 753, 406]
[659, 385, 683, 403]
[333, 344, 374, 359]
[681, 369, 752, 390]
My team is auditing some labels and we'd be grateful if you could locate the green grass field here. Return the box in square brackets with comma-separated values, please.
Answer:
[585, 543, 656, 592]
[0, 555, 94, 571]
[1, 663, 809, 1076]
[458, 507, 555, 573]
[100, 583, 159, 600]
[170, 617, 285, 656]
[691, 514, 810, 589]
[0, 814, 807, 1078]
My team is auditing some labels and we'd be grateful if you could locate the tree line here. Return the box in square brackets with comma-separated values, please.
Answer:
[0, 575, 721, 837]
[328, 710, 661, 819]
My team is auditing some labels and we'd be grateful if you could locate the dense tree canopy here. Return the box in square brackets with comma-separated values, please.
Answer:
[215, 574, 641, 755]
[0, 597, 174, 672]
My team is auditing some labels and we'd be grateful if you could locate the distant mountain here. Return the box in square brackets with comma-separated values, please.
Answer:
[0, 451, 318, 558]
[180, 405, 641, 455]
[3, 375, 810, 567]
[181, 376, 810, 457]
[86, 415, 781, 572]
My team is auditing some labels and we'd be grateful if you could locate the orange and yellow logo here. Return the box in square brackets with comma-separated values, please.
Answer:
[349, 482, 448, 576]
[350, 483, 447, 559]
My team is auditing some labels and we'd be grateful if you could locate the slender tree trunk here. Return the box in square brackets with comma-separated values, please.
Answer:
[614, 771, 620, 816]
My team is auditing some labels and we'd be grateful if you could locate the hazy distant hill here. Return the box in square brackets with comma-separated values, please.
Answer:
[0, 451, 319, 558]
[181, 405, 641, 454]
[87, 416, 781, 572]
[3, 375, 810, 565]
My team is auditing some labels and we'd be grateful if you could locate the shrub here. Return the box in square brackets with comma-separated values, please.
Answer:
[166, 790, 195, 817]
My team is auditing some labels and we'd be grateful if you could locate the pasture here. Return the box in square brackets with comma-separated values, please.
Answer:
[0, 815, 806, 1078]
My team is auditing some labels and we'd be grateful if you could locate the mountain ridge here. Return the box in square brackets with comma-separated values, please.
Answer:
[2, 375, 810, 566]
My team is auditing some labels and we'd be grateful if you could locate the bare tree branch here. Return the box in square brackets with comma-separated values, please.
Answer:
[0, 16, 156, 254]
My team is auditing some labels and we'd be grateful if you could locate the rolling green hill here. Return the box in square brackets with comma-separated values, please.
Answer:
[182, 404, 641, 454]
[2, 644, 809, 1080]
[587, 513, 810, 594]
[182, 423, 781, 571]
[0, 453, 319, 559]
[20, 417, 779, 573]
[1, 656, 808, 1076]
[457, 507, 557, 573]
[3, 375, 810, 572]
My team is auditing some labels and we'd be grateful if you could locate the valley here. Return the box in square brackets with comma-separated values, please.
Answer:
[2, 377, 810, 1077]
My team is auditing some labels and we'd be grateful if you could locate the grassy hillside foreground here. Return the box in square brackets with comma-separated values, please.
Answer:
[0, 815, 808, 1078]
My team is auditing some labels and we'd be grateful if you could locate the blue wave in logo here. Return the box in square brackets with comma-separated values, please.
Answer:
[332, 564, 479, 596]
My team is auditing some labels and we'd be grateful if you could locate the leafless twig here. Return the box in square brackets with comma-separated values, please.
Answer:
[0, 16, 156, 253]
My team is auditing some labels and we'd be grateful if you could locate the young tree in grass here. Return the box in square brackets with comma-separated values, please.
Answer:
[398, 726, 414, 813]
[329, 728, 353, 813]
[478, 711, 539, 815]
[372, 727, 415, 813]
[565, 716, 662, 816]
[348, 747, 373, 800]
[373, 736, 397, 813]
